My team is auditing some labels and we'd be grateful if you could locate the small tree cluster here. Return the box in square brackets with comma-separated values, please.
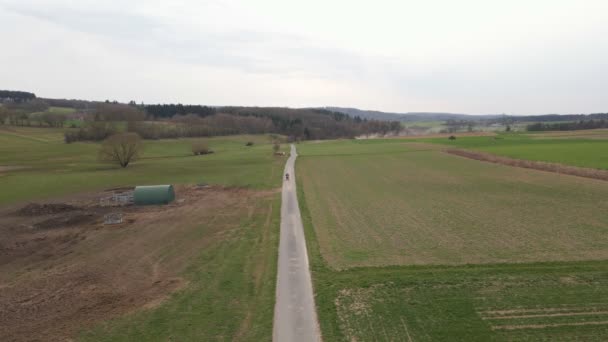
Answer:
[65, 122, 117, 143]
[41, 112, 66, 127]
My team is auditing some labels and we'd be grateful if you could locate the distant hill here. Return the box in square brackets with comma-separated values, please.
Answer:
[321, 107, 502, 122]
[320, 107, 608, 123]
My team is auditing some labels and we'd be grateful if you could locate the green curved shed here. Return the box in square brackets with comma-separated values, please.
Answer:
[134, 185, 175, 205]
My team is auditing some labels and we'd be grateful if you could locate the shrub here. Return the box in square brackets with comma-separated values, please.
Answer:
[192, 141, 213, 155]
[448, 135, 456, 140]
[246, 141, 254, 146]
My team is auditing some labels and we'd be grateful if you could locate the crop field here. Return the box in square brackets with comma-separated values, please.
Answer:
[423, 132, 608, 169]
[0, 126, 285, 204]
[298, 140, 608, 268]
[296, 138, 608, 341]
[0, 127, 284, 341]
[313, 261, 608, 341]
[528, 128, 608, 140]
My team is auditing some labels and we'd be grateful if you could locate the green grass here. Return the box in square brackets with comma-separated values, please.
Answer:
[48, 106, 76, 114]
[310, 259, 608, 341]
[422, 133, 608, 169]
[295, 139, 608, 341]
[80, 195, 281, 341]
[0, 128, 285, 204]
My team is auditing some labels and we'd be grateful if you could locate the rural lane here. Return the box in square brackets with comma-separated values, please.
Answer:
[273, 144, 321, 342]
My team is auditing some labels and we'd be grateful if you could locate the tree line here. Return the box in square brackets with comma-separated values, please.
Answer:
[0, 90, 36, 103]
[145, 104, 216, 118]
[527, 119, 608, 131]
[1, 91, 402, 141]
[0, 98, 58, 127]
[66, 104, 402, 142]
[515, 113, 608, 123]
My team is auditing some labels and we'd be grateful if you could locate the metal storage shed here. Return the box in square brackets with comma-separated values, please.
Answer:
[134, 185, 175, 205]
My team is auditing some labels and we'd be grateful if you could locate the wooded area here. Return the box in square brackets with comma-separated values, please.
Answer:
[0, 90, 36, 103]
[0, 91, 402, 142]
[527, 119, 608, 131]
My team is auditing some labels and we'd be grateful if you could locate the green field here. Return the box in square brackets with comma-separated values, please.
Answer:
[423, 133, 608, 169]
[298, 139, 608, 268]
[297, 138, 608, 340]
[0, 127, 284, 204]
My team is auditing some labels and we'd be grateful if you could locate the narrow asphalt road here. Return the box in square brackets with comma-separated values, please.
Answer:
[273, 144, 321, 342]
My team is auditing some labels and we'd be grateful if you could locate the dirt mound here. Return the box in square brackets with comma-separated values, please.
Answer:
[17, 203, 79, 216]
[33, 212, 98, 230]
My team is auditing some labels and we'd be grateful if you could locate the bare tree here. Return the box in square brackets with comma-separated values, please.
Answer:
[99, 133, 143, 168]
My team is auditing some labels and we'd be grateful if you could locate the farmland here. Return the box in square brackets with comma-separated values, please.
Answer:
[0, 127, 284, 341]
[298, 140, 608, 268]
[311, 260, 608, 341]
[0, 126, 284, 204]
[296, 138, 608, 340]
[423, 132, 608, 169]
[3, 124, 608, 341]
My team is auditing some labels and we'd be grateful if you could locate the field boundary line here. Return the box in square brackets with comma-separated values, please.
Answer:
[483, 310, 608, 320]
[492, 320, 608, 330]
[482, 305, 608, 315]
[445, 148, 608, 181]
[0, 131, 52, 143]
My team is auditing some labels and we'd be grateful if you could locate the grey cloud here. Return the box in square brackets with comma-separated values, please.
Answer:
[3, 5, 161, 40]
[3, 3, 390, 79]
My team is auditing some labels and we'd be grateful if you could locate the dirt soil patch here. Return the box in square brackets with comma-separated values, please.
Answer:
[445, 148, 608, 182]
[17, 202, 80, 216]
[0, 185, 267, 342]
[33, 212, 98, 230]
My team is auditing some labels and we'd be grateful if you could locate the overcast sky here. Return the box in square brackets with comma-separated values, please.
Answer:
[1, 0, 607, 114]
